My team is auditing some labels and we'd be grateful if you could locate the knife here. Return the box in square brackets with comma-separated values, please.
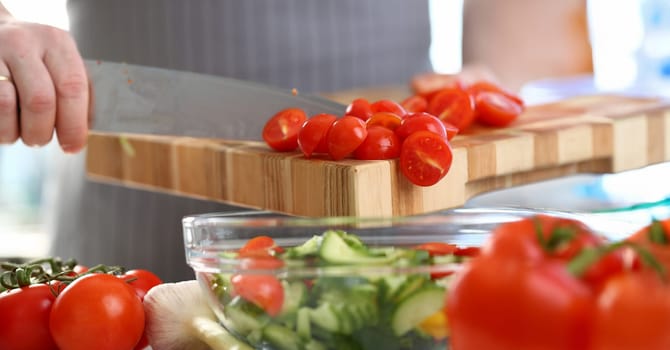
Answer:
[85, 60, 346, 140]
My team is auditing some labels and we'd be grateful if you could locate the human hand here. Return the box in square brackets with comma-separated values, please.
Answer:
[0, 6, 89, 153]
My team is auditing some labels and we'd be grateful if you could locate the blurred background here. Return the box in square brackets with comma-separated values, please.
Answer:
[1, 0, 669, 258]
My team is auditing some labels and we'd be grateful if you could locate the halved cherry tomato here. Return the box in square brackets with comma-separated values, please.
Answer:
[262, 108, 307, 151]
[395, 112, 447, 143]
[415, 242, 458, 256]
[474, 91, 523, 127]
[298, 114, 337, 158]
[399, 131, 453, 186]
[410, 72, 464, 99]
[370, 99, 407, 117]
[326, 116, 368, 160]
[345, 98, 373, 121]
[366, 112, 402, 131]
[466, 80, 524, 107]
[353, 126, 401, 160]
[232, 257, 284, 317]
[442, 121, 459, 141]
[426, 88, 475, 131]
[238, 236, 281, 257]
[401, 95, 428, 113]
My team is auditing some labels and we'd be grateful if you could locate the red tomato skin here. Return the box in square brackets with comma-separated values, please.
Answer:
[326, 116, 368, 160]
[370, 99, 407, 117]
[50, 273, 145, 350]
[298, 113, 337, 158]
[466, 80, 524, 107]
[627, 219, 670, 280]
[590, 272, 670, 350]
[400, 95, 428, 113]
[122, 269, 162, 300]
[475, 91, 524, 127]
[426, 88, 475, 131]
[366, 112, 402, 131]
[399, 131, 453, 186]
[395, 112, 448, 143]
[0, 284, 58, 350]
[262, 108, 308, 151]
[448, 257, 593, 350]
[345, 98, 373, 121]
[442, 121, 459, 140]
[231, 274, 284, 317]
[353, 126, 400, 160]
[415, 242, 458, 256]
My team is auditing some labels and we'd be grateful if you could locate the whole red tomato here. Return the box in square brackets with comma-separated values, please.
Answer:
[50, 273, 145, 350]
[627, 219, 670, 280]
[448, 256, 593, 350]
[121, 269, 162, 300]
[590, 271, 670, 350]
[0, 284, 58, 350]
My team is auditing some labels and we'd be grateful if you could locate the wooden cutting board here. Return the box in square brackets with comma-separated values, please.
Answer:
[86, 94, 670, 217]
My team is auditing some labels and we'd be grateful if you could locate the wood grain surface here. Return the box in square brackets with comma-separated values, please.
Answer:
[86, 94, 670, 217]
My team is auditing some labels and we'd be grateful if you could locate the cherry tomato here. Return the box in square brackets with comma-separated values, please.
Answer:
[297, 113, 337, 158]
[474, 91, 523, 127]
[442, 121, 459, 141]
[370, 99, 407, 117]
[448, 257, 594, 350]
[238, 235, 282, 257]
[231, 257, 284, 316]
[590, 271, 670, 350]
[326, 116, 368, 160]
[399, 131, 453, 186]
[426, 88, 475, 131]
[400, 95, 428, 113]
[262, 108, 307, 151]
[366, 112, 402, 130]
[0, 284, 58, 350]
[410, 72, 464, 100]
[50, 273, 145, 350]
[122, 269, 162, 300]
[454, 246, 481, 257]
[466, 80, 524, 107]
[353, 126, 401, 160]
[345, 98, 373, 121]
[415, 242, 458, 256]
[395, 112, 447, 143]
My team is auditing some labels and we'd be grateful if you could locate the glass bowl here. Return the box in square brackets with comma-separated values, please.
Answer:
[182, 208, 642, 350]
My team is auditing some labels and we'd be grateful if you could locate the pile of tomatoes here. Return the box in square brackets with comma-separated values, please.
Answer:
[262, 80, 524, 187]
[0, 258, 161, 350]
[447, 215, 670, 350]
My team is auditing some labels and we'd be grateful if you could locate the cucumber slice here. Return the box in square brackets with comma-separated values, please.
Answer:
[391, 275, 427, 303]
[309, 302, 340, 332]
[319, 230, 390, 265]
[284, 235, 323, 258]
[263, 323, 303, 350]
[391, 286, 446, 336]
[296, 307, 312, 339]
[279, 281, 306, 317]
[224, 297, 267, 336]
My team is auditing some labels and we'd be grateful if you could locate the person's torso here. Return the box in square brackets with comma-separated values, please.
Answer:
[67, 0, 432, 93]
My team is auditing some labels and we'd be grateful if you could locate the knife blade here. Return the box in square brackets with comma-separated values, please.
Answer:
[85, 60, 346, 140]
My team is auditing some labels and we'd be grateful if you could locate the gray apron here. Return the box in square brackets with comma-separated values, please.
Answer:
[48, 0, 431, 281]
